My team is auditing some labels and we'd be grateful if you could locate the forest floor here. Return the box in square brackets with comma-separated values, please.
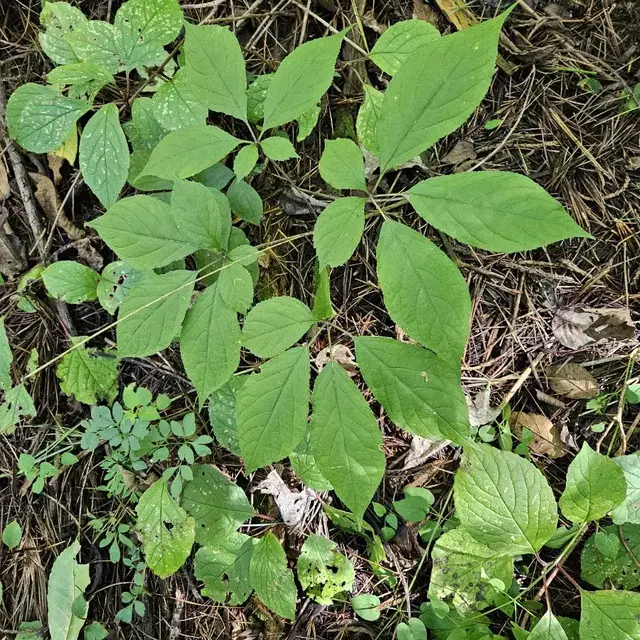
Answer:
[0, 0, 639, 638]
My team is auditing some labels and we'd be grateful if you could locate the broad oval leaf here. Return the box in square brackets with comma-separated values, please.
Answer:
[612, 453, 640, 525]
[226, 178, 263, 225]
[310, 361, 385, 520]
[140, 125, 242, 181]
[377, 220, 471, 365]
[89, 195, 196, 269]
[79, 104, 130, 209]
[454, 443, 558, 554]
[319, 138, 366, 191]
[249, 532, 297, 620]
[39, 1, 88, 65]
[182, 464, 255, 545]
[263, 31, 346, 130]
[260, 136, 298, 161]
[376, 10, 510, 172]
[65, 20, 121, 72]
[355, 336, 470, 444]
[151, 69, 208, 132]
[180, 284, 241, 403]
[47, 540, 90, 640]
[2, 520, 22, 550]
[217, 262, 254, 314]
[184, 24, 247, 121]
[135, 478, 195, 578]
[242, 296, 316, 358]
[559, 442, 627, 523]
[233, 144, 259, 180]
[580, 590, 640, 640]
[407, 172, 589, 253]
[42, 261, 99, 304]
[369, 19, 440, 76]
[126, 97, 166, 151]
[529, 611, 569, 640]
[313, 197, 365, 268]
[117, 270, 195, 357]
[237, 346, 310, 472]
[47, 62, 114, 101]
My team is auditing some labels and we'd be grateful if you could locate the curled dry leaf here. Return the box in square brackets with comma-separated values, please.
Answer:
[510, 411, 565, 458]
[552, 306, 635, 350]
[545, 362, 599, 399]
[256, 470, 315, 529]
[0, 159, 10, 201]
[403, 436, 449, 470]
[466, 387, 501, 427]
[314, 344, 358, 376]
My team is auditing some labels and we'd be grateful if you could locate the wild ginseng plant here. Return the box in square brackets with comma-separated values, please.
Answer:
[7, 0, 640, 634]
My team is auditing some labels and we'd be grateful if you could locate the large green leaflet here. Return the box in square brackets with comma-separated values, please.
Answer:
[237, 347, 310, 471]
[314, 197, 366, 268]
[407, 172, 589, 253]
[42, 261, 99, 304]
[355, 337, 470, 444]
[116, 270, 195, 357]
[79, 104, 130, 209]
[580, 590, 640, 640]
[612, 453, 640, 524]
[152, 69, 208, 132]
[319, 138, 367, 191]
[47, 540, 90, 640]
[454, 444, 558, 555]
[64, 20, 121, 72]
[182, 464, 254, 545]
[184, 24, 247, 121]
[310, 362, 385, 520]
[377, 220, 471, 365]
[559, 443, 627, 524]
[136, 479, 195, 578]
[249, 533, 297, 620]
[376, 11, 509, 172]
[180, 284, 241, 403]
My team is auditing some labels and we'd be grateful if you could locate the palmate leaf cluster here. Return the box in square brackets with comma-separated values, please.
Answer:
[6, 0, 640, 637]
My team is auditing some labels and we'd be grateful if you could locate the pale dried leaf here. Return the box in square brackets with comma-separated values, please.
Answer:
[0, 160, 10, 201]
[314, 344, 358, 376]
[48, 154, 65, 185]
[256, 470, 314, 528]
[510, 411, 565, 458]
[545, 362, 599, 399]
[403, 436, 449, 470]
[29, 172, 59, 220]
[552, 306, 635, 350]
[466, 387, 501, 427]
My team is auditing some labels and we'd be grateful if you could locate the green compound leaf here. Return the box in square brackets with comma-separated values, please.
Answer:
[296, 533, 355, 605]
[47, 62, 114, 101]
[56, 337, 118, 405]
[0, 317, 13, 391]
[429, 527, 514, 613]
[355, 336, 470, 444]
[170, 180, 231, 250]
[136, 478, 195, 579]
[79, 104, 130, 209]
[369, 19, 440, 76]
[454, 444, 558, 554]
[97, 261, 143, 314]
[0, 384, 36, 435]
[290, 430, 333, 491]
[194, 533, 254, 604]
[581, 524, 640, 590]
[89, 195, 196, 269]
[376, 10, 510, 172]
[529, 611, 569, 640]
[559, 442, 627, 523]
[7, 83, 89, 154]
[237, 347, 310, 472]
[233, 144, 259, 180]
[208, 376, 245, 456]
[260, 136, 299, 161]
[151, 69, 208, 132]
[184, 24, 247, 121]
[263, 31, 346, 130]
[42, 261, 99, 304]
[249, 533, 297, 620]
[39, 1, 88, 65]
[242, 296, 316, 358]
[140, 125, 242, 181]
[2, 520, 22, 549]
[356, 84, 383, 155]
[117, 270, 195, 357]
[182, 464, 255, 545]
[319, 138, 366, 191]
[47, 540, 90, 640]
[113, 0, 183, 72]
[217, 263, 254, 314]
[65, 20, 121, 72]
[126, 97, 166, 151]
[377, 220, 471, 365]
[612, 453, 640, 525]
[310, 361, 385, 520]
[407, 172, 590, 253]
[180, 284, 240, 403]
[226, 178, 263, 225]
[580, 590, 640, 640]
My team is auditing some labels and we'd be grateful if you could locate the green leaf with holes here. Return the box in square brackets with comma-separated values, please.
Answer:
[96, 261, 143, 314]
[39, 1, 88, 65]
[65, 20, 121, 72]
[0, 385, 36, 435]
[42, 261, 99, 304]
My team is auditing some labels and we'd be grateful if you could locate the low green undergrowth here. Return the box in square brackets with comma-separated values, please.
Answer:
[2, 0, 639, 638]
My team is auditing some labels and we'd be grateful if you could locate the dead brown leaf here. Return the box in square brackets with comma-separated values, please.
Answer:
[552, 306, 635, 349]
[510, 411, 565, 458]
[29, 172, 59, 220]
[0, 159, 10, 201]
[545, 362, 599, 399]
[47, 154, 65, 185]
[442, 141, 476, 166]
[315, 344, 358, 376]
